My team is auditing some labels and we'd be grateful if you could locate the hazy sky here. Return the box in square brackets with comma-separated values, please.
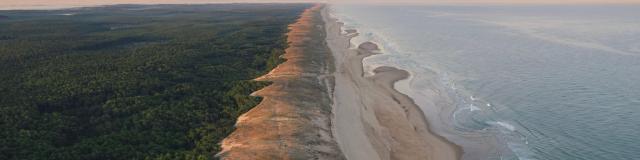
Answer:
[330, 0, 640, 4]
[2, 0, 639, 10]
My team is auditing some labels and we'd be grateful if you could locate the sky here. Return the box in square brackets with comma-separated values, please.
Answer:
[331, 0, 640, 4]
[1, 0, 640, 10]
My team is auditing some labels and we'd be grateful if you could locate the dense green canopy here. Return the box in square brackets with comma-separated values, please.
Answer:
[0, 4, 309, 160]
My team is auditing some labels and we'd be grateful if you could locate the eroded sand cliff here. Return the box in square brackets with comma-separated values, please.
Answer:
[217, 4, 345, 160]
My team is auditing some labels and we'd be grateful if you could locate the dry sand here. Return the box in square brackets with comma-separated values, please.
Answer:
[323, 5, 462, 160]
[217, 4, 345, 160]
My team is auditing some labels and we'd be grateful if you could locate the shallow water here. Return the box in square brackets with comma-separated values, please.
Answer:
[331, 4, 640, 160]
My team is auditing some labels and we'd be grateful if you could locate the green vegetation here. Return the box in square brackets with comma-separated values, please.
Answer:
[0, 4, 308, 160]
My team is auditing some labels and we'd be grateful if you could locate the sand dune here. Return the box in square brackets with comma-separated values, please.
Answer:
[217, 4, 344, 160]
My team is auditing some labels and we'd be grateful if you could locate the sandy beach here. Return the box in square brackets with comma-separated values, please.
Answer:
[323, 6, 462, 160]
[218, 4, 461, 160]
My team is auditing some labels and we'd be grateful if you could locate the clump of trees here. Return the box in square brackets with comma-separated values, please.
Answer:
[0, 4, 309, 160]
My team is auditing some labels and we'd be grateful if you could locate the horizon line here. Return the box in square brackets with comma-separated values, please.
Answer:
[2, 1, 640, 11]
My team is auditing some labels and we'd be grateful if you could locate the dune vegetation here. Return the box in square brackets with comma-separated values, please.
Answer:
[0, 4, 309, 160]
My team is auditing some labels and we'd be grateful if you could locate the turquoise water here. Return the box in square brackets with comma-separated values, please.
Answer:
[332, 4, 640, 160]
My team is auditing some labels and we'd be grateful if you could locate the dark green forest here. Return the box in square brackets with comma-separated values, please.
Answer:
[0, 4, 309, 160]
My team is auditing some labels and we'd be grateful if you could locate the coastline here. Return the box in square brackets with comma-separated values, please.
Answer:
[323, 5, 462, 160]
[217, 4, 345, 159]
[218, 3, 462, 159]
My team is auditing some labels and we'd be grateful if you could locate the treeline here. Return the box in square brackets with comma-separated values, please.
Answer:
[0, 4, 308, 160]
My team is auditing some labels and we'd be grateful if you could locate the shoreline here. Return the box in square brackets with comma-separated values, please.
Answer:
[323, 5, 462, 160]
[218, 3, 462, 159]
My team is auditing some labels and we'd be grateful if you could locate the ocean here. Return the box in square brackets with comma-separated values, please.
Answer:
[330, 4, 640, 160]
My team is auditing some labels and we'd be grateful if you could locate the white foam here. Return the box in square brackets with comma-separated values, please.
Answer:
[469, 104, 481, 112]
[492, 121, 516, 132]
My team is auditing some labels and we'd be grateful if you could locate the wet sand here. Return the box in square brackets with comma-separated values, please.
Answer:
[323, 6, 462, 160]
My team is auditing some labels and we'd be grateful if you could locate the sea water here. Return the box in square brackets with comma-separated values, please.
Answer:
[331, 4, 640, 160]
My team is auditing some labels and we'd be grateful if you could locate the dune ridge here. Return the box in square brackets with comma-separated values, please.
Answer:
[217, 4, 345, 160]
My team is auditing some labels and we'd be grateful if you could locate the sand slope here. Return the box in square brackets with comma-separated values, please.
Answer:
[217, 4, 345, 160]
